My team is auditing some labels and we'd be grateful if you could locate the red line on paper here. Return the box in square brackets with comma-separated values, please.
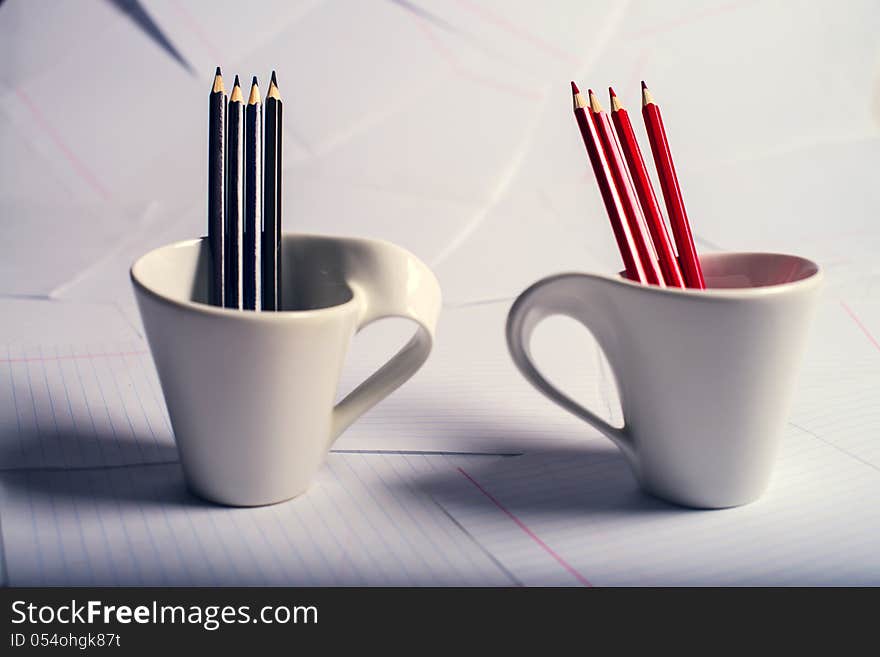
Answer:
[622, 0, 757, 40]
[451, 0, 580, 65]
[15, 88, 111, 201]
[841, 302, 880, 353]
[0, 350, 149, 364]
[167, 0, 224, 63]
[411, 12, 542, 101]
[457, 467, 592, 587]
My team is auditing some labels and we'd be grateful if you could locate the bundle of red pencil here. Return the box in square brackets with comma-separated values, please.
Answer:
[571, 81, 705, 289]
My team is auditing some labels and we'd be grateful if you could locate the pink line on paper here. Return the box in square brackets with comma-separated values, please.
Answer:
[167, 0, 224, 63]
[457, 467, 592, 587]
[622, 0, 757, 41]
[0, 350, 149, 365]
[451, 0, 580, 65]
[841, 302, 880, 353]
[410, 12, 542, 101]
[15, 89, 112, 201]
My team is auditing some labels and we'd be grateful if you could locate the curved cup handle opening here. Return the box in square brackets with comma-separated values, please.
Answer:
[506, 274, 634, 462]
[331, 319, 433, 442]
[329, 252, 441, 446]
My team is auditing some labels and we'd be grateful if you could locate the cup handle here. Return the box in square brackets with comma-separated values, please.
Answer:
[506, 274, 635, 461]
[329, 250, 441, 444]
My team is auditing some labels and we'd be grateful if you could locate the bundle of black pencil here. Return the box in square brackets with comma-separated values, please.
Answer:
[207, 68, 283, 311]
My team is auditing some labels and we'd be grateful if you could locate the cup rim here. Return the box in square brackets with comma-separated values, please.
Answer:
[606, 251, 823, 299]
[130, 234, 370, 319]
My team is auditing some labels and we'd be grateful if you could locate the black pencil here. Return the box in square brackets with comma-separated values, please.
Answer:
[263, 70, 282, 311]
[244, 77, 262, 311]
[208, 67, 226, 306]
[225, 76, 244, 309]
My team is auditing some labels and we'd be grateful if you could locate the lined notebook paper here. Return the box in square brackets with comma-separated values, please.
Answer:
[0, 338, 176, 470]
[0, 301, 621, 469]
[335, 301, 622, 453]
[431, 424, 880, 586]
[0, 452, 513, 586]
[788, 297, 880, 468]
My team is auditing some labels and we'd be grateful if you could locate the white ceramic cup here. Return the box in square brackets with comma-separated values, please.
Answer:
[506, 253, 822, 509]
[131, 234, 441, 506]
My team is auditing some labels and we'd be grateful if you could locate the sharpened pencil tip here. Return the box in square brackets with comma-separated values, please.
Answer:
[215, 66, 222, 76]
[229, 79, 243, 102]
[212, 68, 225, 94]
[248, 78, 262, 105]
[609, 87, 622, 112]
[588, 89, 603, 113]
[570, 80, 580, 95]
[641, 82, 655, 107]
[267, 72, 280, 100]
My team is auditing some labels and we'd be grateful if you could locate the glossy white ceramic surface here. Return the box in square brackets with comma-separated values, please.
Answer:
[131, 234, 441, 506]
[507, 253, 822, 509]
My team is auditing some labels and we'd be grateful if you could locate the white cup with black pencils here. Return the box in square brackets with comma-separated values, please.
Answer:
[129, 69, 442, 506]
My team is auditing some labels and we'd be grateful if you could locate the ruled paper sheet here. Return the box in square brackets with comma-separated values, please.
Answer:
[0, 300, 619, 470]
[0, 452, 514, 586]
[336, 302, 622, 453]
[788, 296, 880, 469]
[431, 423, 880, 586]
[0, 336, 176, 470]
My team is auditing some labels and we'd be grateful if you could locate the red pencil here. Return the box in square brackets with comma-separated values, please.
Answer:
[641, 81, 705, 289]
[571, 82, 647, 284]
[588, 90, 664, 286]
[609, 87, 685, 288]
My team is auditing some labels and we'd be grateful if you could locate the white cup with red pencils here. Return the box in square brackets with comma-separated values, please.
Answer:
[506, 82, 822, 509]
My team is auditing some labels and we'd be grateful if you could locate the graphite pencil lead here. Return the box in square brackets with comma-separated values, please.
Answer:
[230, 76, 243, 102]
[588, 89, 603, 113]
[248, 78, 261, 105]
[212, 68, 224, 94]
[271, 70, 278, 86]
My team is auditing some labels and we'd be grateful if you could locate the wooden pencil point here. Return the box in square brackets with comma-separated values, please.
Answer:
[212, 69, 225, 94]
[267, 75, 280, 100]
[588, 89, 603, 113]
[573, 90, 587, 110]
[610, 91, 622, 113]
[248, 79, 261, 105]
[641, 82, 655, 107]
[229, 79, 243, 103]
